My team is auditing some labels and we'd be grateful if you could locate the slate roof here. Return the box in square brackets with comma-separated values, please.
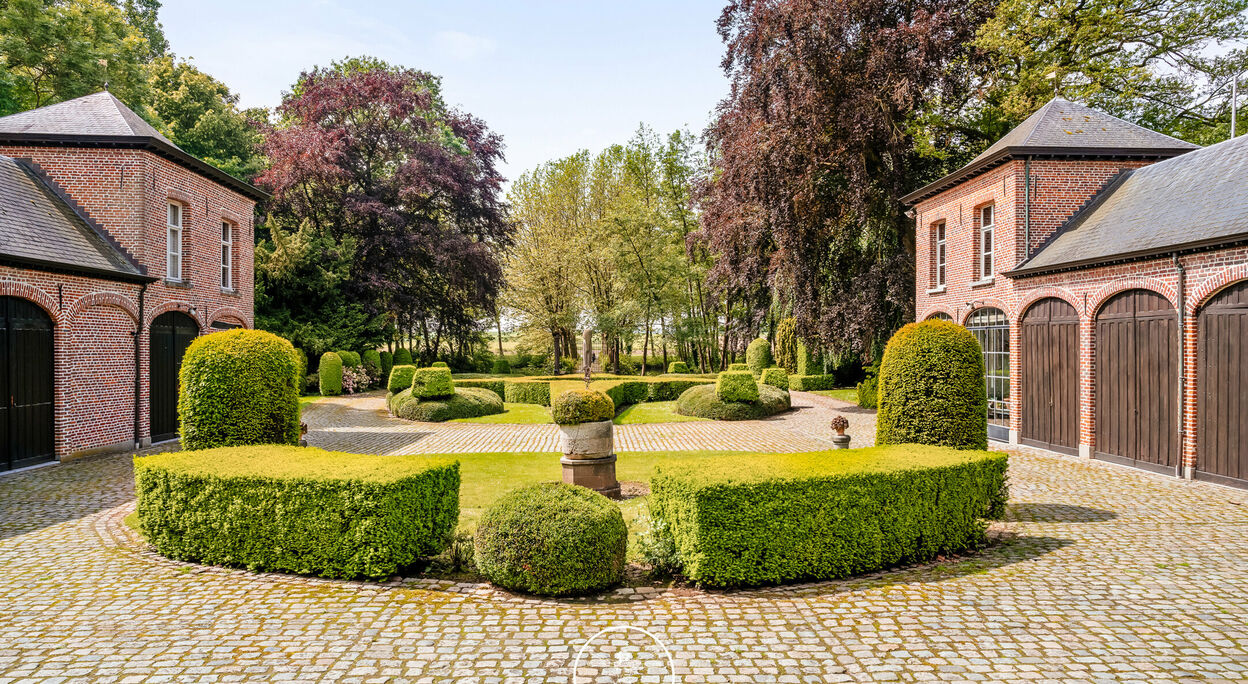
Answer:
[903, 98, 1199, 204]
[0, 155, 150, 282]
[1009, 133, 1248, 276]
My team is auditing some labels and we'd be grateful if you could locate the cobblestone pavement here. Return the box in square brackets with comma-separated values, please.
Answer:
[302, 391, 858, 454]
[3, 425, 1248, 681]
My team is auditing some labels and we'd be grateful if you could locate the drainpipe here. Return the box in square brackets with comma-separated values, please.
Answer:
[1173, 253, 1186, 479]
[1023, 156, 1032, 261]
[134, 283, 147, 450]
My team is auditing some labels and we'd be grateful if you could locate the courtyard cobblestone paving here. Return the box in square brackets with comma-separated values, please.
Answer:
[1, 406, 1247, 682]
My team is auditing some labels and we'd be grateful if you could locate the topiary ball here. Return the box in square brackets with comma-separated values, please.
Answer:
[474, 483, 627, 596]
[388, 365, 417, 394]
[746, 338, 773, 374]
[760, 366, 789, 390]
[876, 320, 987, 449]
[412, 367, 454, 399]
[551, 389, 615, 425]
[716, 370, 759, 403]
[179, 329, 301, 450]
[318, 352, 343, 396]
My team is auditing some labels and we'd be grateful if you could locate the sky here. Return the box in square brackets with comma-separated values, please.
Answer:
[161, 0, 730, 184]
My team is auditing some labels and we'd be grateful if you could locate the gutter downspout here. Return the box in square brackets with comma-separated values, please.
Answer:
[1173, 253, 1186, 479]
[134, 283, 147, 450]
[1023, 156, 1032, 261]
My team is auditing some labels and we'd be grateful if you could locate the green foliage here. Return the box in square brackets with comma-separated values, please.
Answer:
[412, 367, 454, 399]
[504, 380, 551, 406]
[603, 381, 649, 408]
[788, 374, 837, 391]
[318, 352, 343, 396]
[431, 361, 449, 368]
[857, 376, 879, 409]
[677, 383, 790, 421]
[667, 361, 691, 374]
[876, 320, 987, 450]
[393, 348, 414, 366]
[474, 483, 627, 596]
[387, 365, 417, 394]
[796, 341, 818, 376]
[395, 387, 504, 422]
[379, 351, 393, 380]
[336, 350, 361, 368]
[492, 357, 511, 374]
[760, 367, 789, 390]
[178, 330, 301, 450]
[293, 347, 308, 380]
[551, 389, 615, 425]
[387, 387, 412, 414]
[728, 363, 749, 371]
[455, 379, 506, 400]
[775, 319, 798, 373]
[716, 370, 759, 403]
[135, 446, 460, 580]
[646, 377, 714, 401]
[362, 350, 382, 384]
[648, 446, 1008, 587]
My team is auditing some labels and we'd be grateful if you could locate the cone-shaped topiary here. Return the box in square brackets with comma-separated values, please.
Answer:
[318, 352, 343, 396]
[388, 365, 417, 394]
[760, 366, 789, 390]
[412, 367, 454, 399]
[716, 370, 759, 403]
[667, 361, 690, 374]
[474, 483, 627, 596]
[746, 338, 773, 374]
[393, 348, 413, 366]
[551, 389, 615, 425]
[178, 329, 301, 450]
[876, 320, 987, 450]
[775, 318, 798, 373]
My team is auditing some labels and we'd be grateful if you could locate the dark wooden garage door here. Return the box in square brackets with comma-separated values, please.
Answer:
[0, 297, 54, 472]
[1021, 298, 1079, 455]
[1095, 289, 1178, 474]
[150, 311, 198, 442]
[1197, 280, 1248, 488]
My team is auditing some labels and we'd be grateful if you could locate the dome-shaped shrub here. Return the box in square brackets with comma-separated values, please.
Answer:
[551, 389, 615, 425]
[178, 329, 301, 450]
[318, 352, 343, 396]
[716, 370, 759, 403]
[474, 483, 627, 596]
[876, 320, 987, 450]
[336, 350, 361, 368]
[393, 348, 413, 366]
[667, 360, 690, 374]
[676, 383, 790, 421]
[388, 364, 417, 394]
[760, 366, 788, 390]
[746, 338, 773, 374]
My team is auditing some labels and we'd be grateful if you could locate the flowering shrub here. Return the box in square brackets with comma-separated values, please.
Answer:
[341, 366, 371, 394]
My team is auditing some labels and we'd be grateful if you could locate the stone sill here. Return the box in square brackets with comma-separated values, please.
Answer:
[970, 277, 995, 288]
[164, 278, 192, 289]
[926, 286, 947, 295]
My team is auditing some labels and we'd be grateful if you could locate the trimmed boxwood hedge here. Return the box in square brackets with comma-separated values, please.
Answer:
[760, 366, 789, 390]
[716, 370, 759, 403]
[504, 380, 551, 406]
[788, 374, 836, 391]
[857, 376, 878, 408]
[379, 351, 393, 380]
[796, 342, 817, 376]
[876, 320, 987, 450]
[388, 365, 417, 394]
[646, 377, 714, 401]
[552, 389, 615, 424]
[134, 446, 460, 579]
[676, 383, 790, 421]
[455, 378, 506, 400]
[318, 352, 343, 396]
[412, 367, 454, 399]
[474, 482, 627, 596]
[648, 445, 1008, 588]
[387, 387, 412, 414]
[178, 330, 302, 450]
[728, 363, 749, 372]
[492, 358, 511, 374]
[746, 338, 773, 375]
[395, 387, 504, 422]
[603, 380, 649, 408]
[431, 361, 449, 369]
[667, 361, 691, 374]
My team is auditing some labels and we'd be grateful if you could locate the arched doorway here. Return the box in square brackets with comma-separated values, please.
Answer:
[965, 307, 1010, 442]
[150, 311, 198, 442]
[0, 297, 54, 471]
[1095, 289, 1178, 473]
[1021, 298, 1079, 454]
[1197, 280, 1248, 487]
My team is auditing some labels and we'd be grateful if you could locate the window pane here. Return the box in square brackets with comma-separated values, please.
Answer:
[168, 203, 180, 227]
[982, 205, 992, 226]
[222, 266, 229, 289]
[222, 222, 231, 242]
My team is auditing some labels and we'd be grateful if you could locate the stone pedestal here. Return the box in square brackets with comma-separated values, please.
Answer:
[831, 434, 851, 449]
[558, 419, 620, 498]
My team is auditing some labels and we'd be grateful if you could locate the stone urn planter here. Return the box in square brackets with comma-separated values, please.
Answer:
[830, 415, 851, 449]
[552, 389, 620, 499]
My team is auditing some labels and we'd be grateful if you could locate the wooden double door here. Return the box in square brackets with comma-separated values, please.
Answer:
[0, 297, 54, 472]
[149, 311, 198, 442]
[1021, 298, 1079, 455]
[1197, 281, 1248, 487]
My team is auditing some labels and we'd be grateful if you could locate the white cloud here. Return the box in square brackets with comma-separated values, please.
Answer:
[434, 30, 497, 60]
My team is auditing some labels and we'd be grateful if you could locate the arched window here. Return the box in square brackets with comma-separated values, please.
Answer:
[965, 307, 1010, 441]
[925, 311, 952, 322]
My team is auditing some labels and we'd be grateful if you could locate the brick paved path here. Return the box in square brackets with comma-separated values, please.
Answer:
[3, 423, 1248, 680]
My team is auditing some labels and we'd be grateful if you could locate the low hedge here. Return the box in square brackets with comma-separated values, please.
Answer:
[603, 380, 649, 408]
[412, 367, 454, 399]
[676, 383, 790, 421]
[552, 389, 615, 425]
[455, 378, 505, 400]
[646, 377, 714, 401]
[728, 363, 749, 372]
[474, 483, 627, 596]
[746, 338, 773, 374]
[492, 358, 511, 374]
[395, 387, 504, 422]
[178, 329, 302, 450]
[388, 365, 417, 394]
[716, 370, 759, 403]
[760, 367, 789, 390]
[667, 361, 690, 374]
[788, 374, 836, 391]
[379, 351, 394, 380]
[393, 348, 413, 366]
[318, 352, 343, 396]
[387, 387, 412, 414]
[796, 342, 818, 376]
[504, 380, 551, 406]
[336, 350, 361, 368]
[134, 446, 460, 579]
[648, 445, 1008, 588]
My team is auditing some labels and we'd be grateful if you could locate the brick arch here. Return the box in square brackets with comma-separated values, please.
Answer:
[1187, 264, 1248, 315]
[1016, 287, 1083, 319]
[1090, 277, 1178, 317]
[66, 292, 139, 328]
[0, 281, 61, 324]
[959, 297, 1012, 325]
[146, 301, 206, 331]
[920, 307, 955, 321]
[209, 306, 250, 329]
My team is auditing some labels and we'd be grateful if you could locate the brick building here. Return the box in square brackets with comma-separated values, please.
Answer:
[0, 92, 263, 472]
[907, 97, 1248, 489]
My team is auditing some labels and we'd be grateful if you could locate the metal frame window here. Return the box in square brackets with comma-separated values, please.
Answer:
[979, 205, 994, 278]
[166, 202, 182, 281]
[965, 307, 1010, 441]
[220, 221, 233, 290]
[935, 222, 947, 287]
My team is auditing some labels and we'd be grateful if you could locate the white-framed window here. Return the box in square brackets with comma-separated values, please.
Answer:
[220, 221, 233, 290]
[166, 202, 182, 281]
[935, 222, 947, 288]
[979, 205, 994, 278]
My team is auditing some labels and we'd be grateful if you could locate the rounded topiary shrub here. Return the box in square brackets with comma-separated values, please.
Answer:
[876, 320, 987, 450]
[551, 389, 615, 425]
[379, 351, 394, 380]
[362, 350, 382, 385]
[492, 357, 511, 374]
[676, 383, 790, 421]
[178, 329, 301, 450]
[396, 387, 504, 422]
[667, 360, 690, 374]
[412, 367, 454, 399]
[318, 352, 343, 396]
[728, 362, 749, 372]
[716, 370, 759, 403]
[388, 364, 417, 394]
[760, 366, 789, 390]
[474, 482, 627, 596]
[336, 350, 361, 368]
[393, 348, 413, 366]
[746, 338, 773, 375]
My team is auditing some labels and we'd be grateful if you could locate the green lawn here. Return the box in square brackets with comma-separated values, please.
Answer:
[451, 402, 552, 424]
[299, 394, 323, 409]
[613, 400, 707, 425]
[813, 388, 858, 404]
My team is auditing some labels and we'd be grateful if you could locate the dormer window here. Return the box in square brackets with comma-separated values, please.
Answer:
[979, 205, 994, 279]
[166, 202, 182, 281]
[220, 221, 233, 290]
